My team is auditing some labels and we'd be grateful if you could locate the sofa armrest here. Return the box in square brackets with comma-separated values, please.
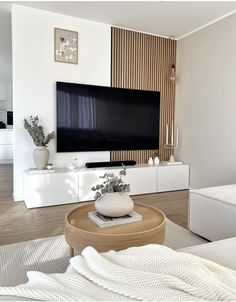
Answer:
[179, 237, 236, 270]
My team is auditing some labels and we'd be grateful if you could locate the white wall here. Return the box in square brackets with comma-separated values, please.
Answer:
[12, 5, 111, 200]
[176, 13, 236, 188]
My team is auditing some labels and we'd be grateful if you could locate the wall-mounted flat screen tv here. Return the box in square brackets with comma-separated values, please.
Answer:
[56, 82, 160, 152]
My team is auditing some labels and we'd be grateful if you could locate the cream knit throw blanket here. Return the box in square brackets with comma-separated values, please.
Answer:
[1, 244, 236, 301]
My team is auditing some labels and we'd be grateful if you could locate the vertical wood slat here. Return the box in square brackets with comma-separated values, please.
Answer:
[111, 27, 176, 163]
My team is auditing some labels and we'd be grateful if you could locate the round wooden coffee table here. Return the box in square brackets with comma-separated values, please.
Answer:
[65, 203, 166, 257]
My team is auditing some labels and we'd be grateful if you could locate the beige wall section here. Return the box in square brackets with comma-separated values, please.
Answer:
[111, 27, 176, 163]
[176, 13, 236, 188]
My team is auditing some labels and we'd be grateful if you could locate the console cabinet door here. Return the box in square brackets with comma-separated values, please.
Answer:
[24, 172, 79, 208]
[157, 165, 189, 192]
[125, 166, 158, 195]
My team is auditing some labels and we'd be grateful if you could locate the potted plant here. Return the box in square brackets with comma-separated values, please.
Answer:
[91, 165, 134, 217]
[24, 116, 55, 169]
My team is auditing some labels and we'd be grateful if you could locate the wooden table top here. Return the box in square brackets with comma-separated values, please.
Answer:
[66, 202, 165, 236]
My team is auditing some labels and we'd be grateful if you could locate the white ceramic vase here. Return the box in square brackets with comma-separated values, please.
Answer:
[33, 147, 49, 170]
[95, 192, 134, 217]
[148, 157, 154, 165]
[169, 155, 175, 162]
[154, 156, 160, 165]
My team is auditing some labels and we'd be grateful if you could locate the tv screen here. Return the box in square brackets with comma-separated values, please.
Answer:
[56, 82, 160, 152]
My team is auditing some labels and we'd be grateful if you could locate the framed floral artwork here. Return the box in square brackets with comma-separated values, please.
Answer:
[54, 28, 78, 64]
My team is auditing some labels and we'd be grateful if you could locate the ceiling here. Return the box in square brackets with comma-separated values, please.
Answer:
[1, 1, 236, 39]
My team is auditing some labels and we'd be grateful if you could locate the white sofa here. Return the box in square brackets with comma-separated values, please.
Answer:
[182, 237, 236, 271]
[1, 237, 236, 301]
[189, 184, 236, 241]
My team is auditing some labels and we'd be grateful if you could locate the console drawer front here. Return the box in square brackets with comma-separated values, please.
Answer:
[157, 165, 189, 192]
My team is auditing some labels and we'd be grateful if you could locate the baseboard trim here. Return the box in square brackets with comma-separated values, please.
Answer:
[13, 193, 24, 202]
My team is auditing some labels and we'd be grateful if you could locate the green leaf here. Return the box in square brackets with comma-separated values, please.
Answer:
[24, 116, 55, 147]
[94, 191, 102, 200]
[107, 173, 114, 178]
[120, 169, 126, 176]
[99, 173, 107, 179]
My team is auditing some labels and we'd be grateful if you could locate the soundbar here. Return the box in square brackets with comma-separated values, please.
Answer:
[86, 160, 136, 168]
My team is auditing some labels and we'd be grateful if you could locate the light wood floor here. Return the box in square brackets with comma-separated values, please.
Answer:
[0, 164, 189, 246]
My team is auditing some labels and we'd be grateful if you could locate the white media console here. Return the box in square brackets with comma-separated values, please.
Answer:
[24, 163, 189, 208]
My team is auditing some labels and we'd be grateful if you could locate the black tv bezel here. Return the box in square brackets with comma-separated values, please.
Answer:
[56, 81, 160, 152]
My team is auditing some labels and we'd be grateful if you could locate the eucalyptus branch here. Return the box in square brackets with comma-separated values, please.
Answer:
[91, 165, 130, 200]
[24, 116, 55, 147]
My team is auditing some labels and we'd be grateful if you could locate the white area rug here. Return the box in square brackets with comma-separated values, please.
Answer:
[0, 219, 207, 287]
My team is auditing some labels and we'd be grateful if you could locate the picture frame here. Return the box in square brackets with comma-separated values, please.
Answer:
[54, 28, 78, 64]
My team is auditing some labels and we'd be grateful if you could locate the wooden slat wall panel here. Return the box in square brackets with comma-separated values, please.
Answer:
[111, 27, 176, 163]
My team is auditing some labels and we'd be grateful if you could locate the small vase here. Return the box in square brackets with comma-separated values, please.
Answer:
[95, 192, 134, 217]
[148, 157, 154, 165]
[33, 147, 50, 170]
[154, 156, 160, 165]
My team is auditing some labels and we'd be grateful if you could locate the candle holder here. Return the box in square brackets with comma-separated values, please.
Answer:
[164, 122, 179, 162]
[164, 145, 178, 162]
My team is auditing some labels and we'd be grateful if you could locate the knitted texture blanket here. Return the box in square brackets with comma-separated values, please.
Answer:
[1, 244, 236, 301]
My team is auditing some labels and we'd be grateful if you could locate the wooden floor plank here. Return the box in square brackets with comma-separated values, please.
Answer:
[0, 164, 188, 246]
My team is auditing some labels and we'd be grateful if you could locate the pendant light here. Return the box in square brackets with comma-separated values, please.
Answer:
[169, 64, 176, 84]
